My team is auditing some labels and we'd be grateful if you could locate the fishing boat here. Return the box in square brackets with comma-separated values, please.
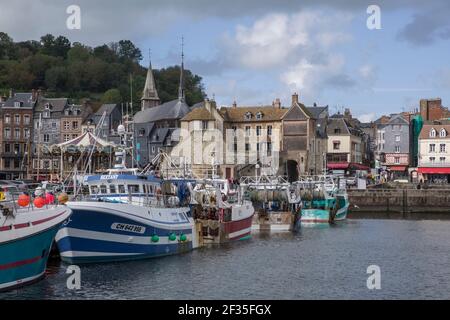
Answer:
[55, 149, 197, 264]
[240, 175, 301, 232]
[295, 175, 349, 224]
[190, 178, 254, 244]
[0, 185, 72, 291]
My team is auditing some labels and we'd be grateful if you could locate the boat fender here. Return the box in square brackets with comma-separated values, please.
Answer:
[151, 235, 160, 243]
[169, 233, 177, 241]
[180, 234, 187, 242]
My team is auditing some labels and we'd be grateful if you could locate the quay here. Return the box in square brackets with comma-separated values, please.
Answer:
[348, 185, 450, 219]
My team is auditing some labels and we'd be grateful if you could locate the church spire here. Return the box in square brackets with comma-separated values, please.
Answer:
[178, 36, 185, 102]
[141, 48, 160, 111]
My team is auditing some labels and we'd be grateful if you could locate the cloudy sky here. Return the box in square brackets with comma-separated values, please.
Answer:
[1, 0, 450, 121]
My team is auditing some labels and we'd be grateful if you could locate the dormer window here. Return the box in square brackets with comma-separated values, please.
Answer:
[256, 112, 263, 120]
[430, 128, 437, 138]
[43, 110, 50, 118]
[440, 128, 447, 138]
[139, 128, 145, 136]
[244, 112, 252, 120]
[45, 103, 51, 110]
[14, 101, 21, 108]
[65, 109, 71, 116]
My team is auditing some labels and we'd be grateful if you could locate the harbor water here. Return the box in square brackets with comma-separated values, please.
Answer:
[2, 219, 450, 300]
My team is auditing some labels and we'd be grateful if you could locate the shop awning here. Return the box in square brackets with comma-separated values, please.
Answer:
[350, 163, 370, 171]
[418, 167, 450, 174]
[389, 166, 407, 171]
[327, 162, 349, 169]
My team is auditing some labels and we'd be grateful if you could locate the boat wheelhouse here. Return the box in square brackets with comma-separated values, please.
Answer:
[294, 175, 349, 224]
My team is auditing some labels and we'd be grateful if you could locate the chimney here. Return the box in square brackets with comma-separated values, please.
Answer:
[232, 100, 237, 108]
[344, 108, 352, 119]
[291, 92, 299, 105]
[9, 88, 14, 98]
[273, 98, 281, 109]
[32, 89, 37, 101]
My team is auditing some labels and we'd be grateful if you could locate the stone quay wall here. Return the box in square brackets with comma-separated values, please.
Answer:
[347, 188, 450, 219]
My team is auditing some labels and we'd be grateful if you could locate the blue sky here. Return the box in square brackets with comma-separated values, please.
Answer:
[1, 0, 450, 121]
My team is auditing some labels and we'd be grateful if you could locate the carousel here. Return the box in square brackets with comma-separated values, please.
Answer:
[50, 131, 117, 182]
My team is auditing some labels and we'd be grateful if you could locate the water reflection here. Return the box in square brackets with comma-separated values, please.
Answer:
[2, 220, 450, 300]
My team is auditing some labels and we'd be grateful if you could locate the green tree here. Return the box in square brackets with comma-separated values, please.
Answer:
[154, 66, 205, 106]
[7, 62, 33, 89]
[67, 43, 91, 63]
[45, 66, 67, 91]
[93, 44, 117, 63]
[117, 40, 142, 62]
[101, 88, 122, 104]
[40, 34, 71, 57]
[0, 32, 17, 59]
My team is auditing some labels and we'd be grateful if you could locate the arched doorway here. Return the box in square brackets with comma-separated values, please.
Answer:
[286, 160, 299, 183]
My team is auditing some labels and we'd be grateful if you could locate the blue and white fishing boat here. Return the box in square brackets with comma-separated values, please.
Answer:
[0, 185, 72, 291]
[55, 147, 197, 264]
[295, 175, 349, 224]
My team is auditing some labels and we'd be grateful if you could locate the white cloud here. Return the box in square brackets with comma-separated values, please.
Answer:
[358, 113, 377, 122]
[217, 10, 355, 101]
[359, 65, 374, 79]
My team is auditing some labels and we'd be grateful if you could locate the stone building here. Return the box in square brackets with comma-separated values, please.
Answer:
[280, 93, 329, 181]
[326, 114, 367, 174]
[171, 99, 225, 178]
[375, 114, 410, 178]
[32, 96, 68, 180]
[60, 102, 92, 143]
[0, 92, 37, 179]
[218, 100, 286, 179]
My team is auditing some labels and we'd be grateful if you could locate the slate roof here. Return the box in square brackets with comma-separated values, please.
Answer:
[149, 127, 170, 143]
[315, 118, 328, 139]
[95, 104, 118, 116]
[35, 97, 68, 112]
[2, 93, 36, 109]
[219, 106, 287, 122]
[306, 105, 328, 119]
[327, 117, 351, 135]
[133, 99, 190, 124]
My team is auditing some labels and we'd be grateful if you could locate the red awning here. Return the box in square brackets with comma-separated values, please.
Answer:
[327, 162, 349, 169]
[418, 167, 450, 174]
[389, 166, 407, 171]
[350, 163, 370, 171]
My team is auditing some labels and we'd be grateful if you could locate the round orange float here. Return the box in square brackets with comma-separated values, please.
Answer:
[34, 197, 45, 208]
[17, 194, 30, 207]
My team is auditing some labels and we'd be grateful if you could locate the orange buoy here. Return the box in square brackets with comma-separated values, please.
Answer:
[34, 197, 45, 208]
[58, 193, 69, 204]
[17, 194, 30, 207]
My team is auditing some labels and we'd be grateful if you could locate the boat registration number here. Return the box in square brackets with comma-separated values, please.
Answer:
[111, 223, 146, 234]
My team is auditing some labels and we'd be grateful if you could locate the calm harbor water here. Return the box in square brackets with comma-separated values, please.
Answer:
[2, 219, 450, 300]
